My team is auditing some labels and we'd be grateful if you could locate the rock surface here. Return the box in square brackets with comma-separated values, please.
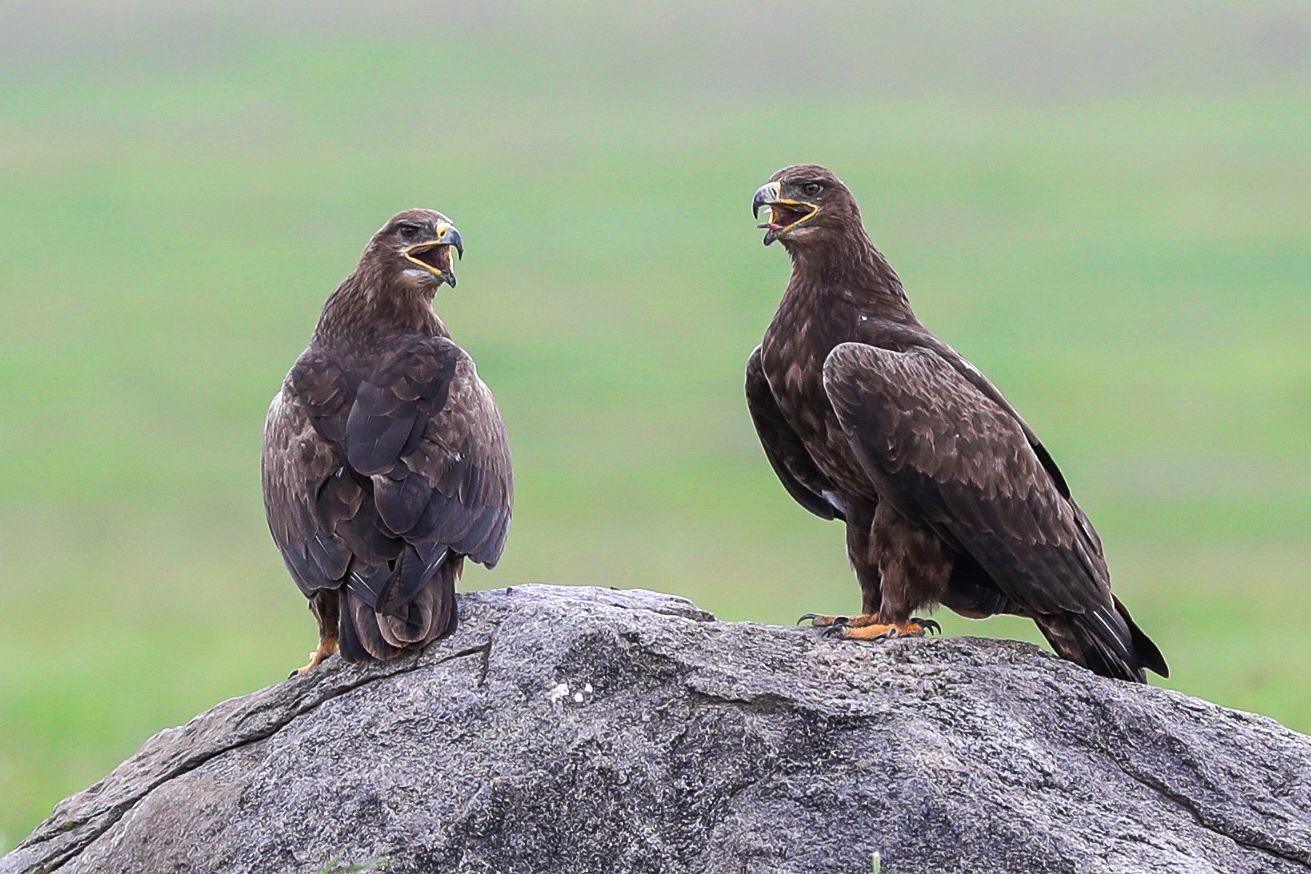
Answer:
[4, 585, 1311, 874]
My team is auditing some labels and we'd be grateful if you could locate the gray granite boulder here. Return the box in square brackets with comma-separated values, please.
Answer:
[4, 585, 1310, 874]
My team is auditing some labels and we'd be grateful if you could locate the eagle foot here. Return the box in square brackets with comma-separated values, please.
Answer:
[289, 637, 339, 678]
[798, 613, 887, 629]
[820, 618, 942, 641]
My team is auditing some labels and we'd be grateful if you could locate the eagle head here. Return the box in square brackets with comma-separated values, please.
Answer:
[372, 208, 464, 289]
[752, 165, 858, 248]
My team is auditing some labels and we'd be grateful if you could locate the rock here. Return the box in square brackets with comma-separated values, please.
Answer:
[4, 585, 1310, 874]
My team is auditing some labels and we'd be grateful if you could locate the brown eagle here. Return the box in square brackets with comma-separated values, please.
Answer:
[263, 209, 512, 673]
[748, 165, 1166, 682]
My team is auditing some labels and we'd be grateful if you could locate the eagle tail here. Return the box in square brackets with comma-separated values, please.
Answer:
[1115, 594, 1169, 678]
[337, 588, 400, 663]
[1037, 598, 1168, 683]
[337, 557, 462, 663]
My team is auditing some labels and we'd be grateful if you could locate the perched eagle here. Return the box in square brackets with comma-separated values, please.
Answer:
[263, 209, 512, 673]
[747, 165, 1166, 682]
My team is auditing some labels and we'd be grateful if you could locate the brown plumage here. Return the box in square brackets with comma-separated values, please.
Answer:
[263, 209, 512, 672]
[748, 165, 1166, 682]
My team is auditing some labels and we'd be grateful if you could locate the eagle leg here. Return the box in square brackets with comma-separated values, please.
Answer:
[819, 617, 941, 640]
[290, 636, 339, 677]
[289, 590, 341, 677]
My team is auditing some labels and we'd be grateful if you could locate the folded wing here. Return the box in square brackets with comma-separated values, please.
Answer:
[821, 341, 1164, 680]
[262, 336, 512, 659]
[745, 345, 844, 521]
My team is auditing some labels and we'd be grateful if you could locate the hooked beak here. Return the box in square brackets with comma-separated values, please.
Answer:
[752, 181, 818, 246]
[752, 182, 780, 220]
[404, 223, 464, 287]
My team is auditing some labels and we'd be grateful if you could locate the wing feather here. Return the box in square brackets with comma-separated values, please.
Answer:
[345, 335, 513, 568]
[262, 385, 354, 596]
[821, 341, 1107, 617]
[745, 346, 843, 521]
[262, 337, 513, 611]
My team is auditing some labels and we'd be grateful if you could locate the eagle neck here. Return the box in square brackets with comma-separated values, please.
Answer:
[314, 266, 447, 347]
[786, 227, 915, 322]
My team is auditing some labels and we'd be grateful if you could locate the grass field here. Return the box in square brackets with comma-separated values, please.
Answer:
[2, 0, 1309, 848]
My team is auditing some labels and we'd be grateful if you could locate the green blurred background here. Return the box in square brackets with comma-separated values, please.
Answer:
[2, 0, 1309, 848]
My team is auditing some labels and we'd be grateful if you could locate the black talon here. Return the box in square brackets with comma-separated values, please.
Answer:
[913, 618, 942, 636]
[797, 613, 818, 625]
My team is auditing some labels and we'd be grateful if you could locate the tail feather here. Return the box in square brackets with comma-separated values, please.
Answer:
[378, 557, 461, 647]
[1115, 595, 1169, 678]
[337, 556, 462, 663]
[1036, 598, 1167, 683]
[338, 587, 402, 662]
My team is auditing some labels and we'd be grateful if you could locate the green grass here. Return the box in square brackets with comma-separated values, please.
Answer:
[2, 0, 1309, 849]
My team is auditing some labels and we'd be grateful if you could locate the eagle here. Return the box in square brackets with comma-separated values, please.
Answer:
[747, 165, 1166, 682]
[262, 209, 512, 673]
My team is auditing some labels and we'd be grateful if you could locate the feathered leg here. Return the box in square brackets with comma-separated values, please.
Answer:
[799, 501, 892, 629]
[807, 503, 948, 640]
[291, 589, 340, 676]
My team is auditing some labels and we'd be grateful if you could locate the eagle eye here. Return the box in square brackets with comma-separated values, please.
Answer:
[396, 222, 422, 240]
[802, 181, 823, 196]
